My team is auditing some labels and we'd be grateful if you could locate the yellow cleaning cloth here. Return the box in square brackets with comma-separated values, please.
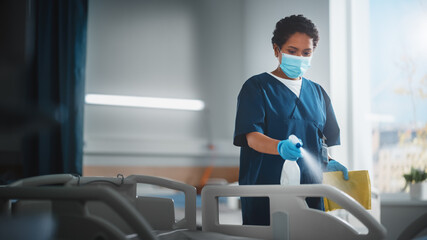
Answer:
[323, 170, 371, 211]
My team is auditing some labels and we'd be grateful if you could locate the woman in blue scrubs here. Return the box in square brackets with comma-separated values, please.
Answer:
[233, 15, 348, 226]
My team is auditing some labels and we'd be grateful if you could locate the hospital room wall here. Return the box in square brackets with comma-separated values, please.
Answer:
[329, 0, 373, 180]
[84, 0, 243, 183]
[83, 0, 334, 184]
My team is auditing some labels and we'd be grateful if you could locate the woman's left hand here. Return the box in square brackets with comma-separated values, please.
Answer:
[326, 160, 349, 180]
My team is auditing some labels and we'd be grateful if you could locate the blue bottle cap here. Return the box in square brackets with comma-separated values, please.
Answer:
[295, 143, 301, 148]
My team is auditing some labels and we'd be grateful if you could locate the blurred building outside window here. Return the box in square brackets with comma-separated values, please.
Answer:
[370, 0, 427, 193]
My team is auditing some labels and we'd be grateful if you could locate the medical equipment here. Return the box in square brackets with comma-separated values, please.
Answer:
[202, 184, 387, 240]
[397, 213, 427, 240]
[0, 186, 157, 240]
[280, 53, 312, 79]
[3, 174, 388, 239]
[4, 174, 261, 240]
[280, 135, 302, 186]
[9, 174, 196, 231]
[277, 135, 302, 161]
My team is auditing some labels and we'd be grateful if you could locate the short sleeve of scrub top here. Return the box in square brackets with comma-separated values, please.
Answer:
[233, 79, 265, 147]
[321, 87, 340, 147]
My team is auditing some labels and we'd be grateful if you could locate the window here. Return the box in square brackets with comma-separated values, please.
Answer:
[370, 0, 427, 192]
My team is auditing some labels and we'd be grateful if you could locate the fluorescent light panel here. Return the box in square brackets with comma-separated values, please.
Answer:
[85, 94, 205, 111]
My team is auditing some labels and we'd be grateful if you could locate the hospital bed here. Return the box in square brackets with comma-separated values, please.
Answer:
[2, 174, 387, 239]
[202, 184, 387, 240]
[0, 186, 156, 240]
[7, 174, 197, 231]
[3, 174, 259, 239]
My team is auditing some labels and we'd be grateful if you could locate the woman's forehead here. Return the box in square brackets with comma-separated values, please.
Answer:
[283, 32, 313, 49]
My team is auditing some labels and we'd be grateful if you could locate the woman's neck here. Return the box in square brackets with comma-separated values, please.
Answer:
[271, 67, 300, 80]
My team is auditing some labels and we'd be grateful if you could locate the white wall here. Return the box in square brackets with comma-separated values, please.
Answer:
[85, 0, 203, 167]
[349, 0, 372, 176]
[329, 0, 373, 178]
[85, 0, 204, 141]
[329, 0, 350, 168]
[84, 0, 332, 167]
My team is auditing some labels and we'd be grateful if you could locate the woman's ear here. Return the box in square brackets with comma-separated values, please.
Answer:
[273, 43, 280, 58]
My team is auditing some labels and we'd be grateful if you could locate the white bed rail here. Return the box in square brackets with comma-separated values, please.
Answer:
[65, 175, 196, 230]
[8, 174, 196, 231]
[0, 186, 157, 240]
[202, 184, 387, 240]
[9, 174, 76, 187]
[126, 175, 196, 230]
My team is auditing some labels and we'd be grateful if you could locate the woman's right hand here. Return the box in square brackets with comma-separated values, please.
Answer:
[277, 139, 302, 161]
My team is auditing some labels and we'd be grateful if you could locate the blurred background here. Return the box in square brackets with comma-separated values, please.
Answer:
[1, 0, 426, 194]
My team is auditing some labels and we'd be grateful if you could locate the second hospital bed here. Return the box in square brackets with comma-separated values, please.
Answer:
[2, 174, 387, 239]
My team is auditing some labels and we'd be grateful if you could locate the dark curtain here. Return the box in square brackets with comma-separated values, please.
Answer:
[24, 0, 88, 177]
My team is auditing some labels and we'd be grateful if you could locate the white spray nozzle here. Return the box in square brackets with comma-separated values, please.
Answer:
[288, 135, 302, 148]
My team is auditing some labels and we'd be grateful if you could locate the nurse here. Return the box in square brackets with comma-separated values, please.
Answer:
[233, 15, 348, 226]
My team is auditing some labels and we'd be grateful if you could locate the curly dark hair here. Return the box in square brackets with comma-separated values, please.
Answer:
[271, 14, 319, 49]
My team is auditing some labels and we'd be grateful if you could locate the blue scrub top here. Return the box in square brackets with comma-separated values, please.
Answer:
[233, 72, 340, 225]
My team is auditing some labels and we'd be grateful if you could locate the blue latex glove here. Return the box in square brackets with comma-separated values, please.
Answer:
[326, 160, 349, 180]
[277, 139, 302, 161]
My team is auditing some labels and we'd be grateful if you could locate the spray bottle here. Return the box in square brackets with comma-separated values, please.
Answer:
[280, 135, 302, 186]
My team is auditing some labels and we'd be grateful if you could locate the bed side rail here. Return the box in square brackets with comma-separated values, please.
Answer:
[9, 174, 76, 187]
[0, 186, 158, 240]
[126, 175, 196, 230]
[8, 174, 196, 231]
[202, 184, 386, 240]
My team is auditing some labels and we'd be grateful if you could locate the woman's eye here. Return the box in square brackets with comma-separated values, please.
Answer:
[303, 52, 312, 57]
[288, 50, 296, 54]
